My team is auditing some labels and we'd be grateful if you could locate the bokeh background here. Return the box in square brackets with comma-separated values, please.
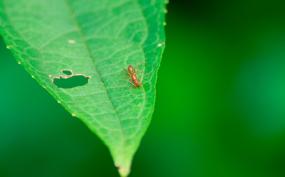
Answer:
[1, 0, 285, 177]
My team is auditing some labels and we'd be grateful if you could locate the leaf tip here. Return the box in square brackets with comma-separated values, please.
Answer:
[116, 164, 131, 177]
[114, 154, 132, 177]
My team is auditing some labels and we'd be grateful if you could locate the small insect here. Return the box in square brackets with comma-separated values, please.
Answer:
[127, 65, 142, 88]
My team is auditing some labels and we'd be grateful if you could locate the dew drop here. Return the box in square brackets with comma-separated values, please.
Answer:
[68, 39, 76, 44]
[157, 42, 165, 48]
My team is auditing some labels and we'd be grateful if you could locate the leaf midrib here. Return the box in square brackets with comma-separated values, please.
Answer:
[63, 0, 127, 142]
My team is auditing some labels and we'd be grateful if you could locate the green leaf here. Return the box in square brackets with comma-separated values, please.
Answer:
[0, 0, 166, 176]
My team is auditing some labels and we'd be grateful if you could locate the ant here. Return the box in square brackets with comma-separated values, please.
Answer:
[127, 65, 142, 88]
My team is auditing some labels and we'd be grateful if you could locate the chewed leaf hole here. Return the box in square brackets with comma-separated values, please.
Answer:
[62, 69, 73, 75]
[53, 70, 90, 89]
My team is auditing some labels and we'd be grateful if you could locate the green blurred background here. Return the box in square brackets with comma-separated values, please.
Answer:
[1, 0, 285, 177]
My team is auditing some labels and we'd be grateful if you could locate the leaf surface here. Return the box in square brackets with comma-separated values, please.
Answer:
[0, 0, 166, 176]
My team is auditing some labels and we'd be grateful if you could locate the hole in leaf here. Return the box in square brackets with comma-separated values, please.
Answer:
[62, 69, 73, 76]
[53, 70, 90, 89]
